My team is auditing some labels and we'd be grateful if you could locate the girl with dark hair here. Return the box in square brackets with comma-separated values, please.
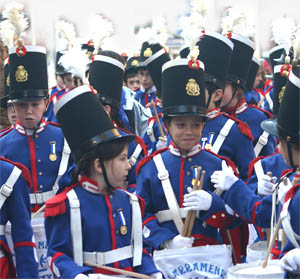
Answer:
[44, 86, 160, 279]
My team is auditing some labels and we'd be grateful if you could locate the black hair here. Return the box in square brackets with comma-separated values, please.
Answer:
[205, 82, 223, 108]
[124, 69, 138, 84]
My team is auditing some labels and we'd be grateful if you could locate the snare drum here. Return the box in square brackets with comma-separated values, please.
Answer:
[227, 260, 283, 279]
[246, 241, 268, 263]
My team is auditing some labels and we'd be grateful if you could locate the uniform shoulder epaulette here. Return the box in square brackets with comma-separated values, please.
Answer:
[255, 88, 265, 96]
[0, 157, 32, 188]
[248, 104, 272, 118]
[220, 112, 254, 141]
[280, 168, 294, 179]
[0, 126, 14, 138]
[284, 184, 300, 203]
[44, 184, 78, 217]
[247, 152, 279, 179]
[204, 149, 239, 177]
[47, 121, 60, 127]
[136, 147, 168, 175]
[135, 135, 148, 156]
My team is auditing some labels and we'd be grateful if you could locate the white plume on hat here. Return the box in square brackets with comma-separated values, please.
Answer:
[292, 26, 300, 65]
[221, 6, 255, 38]
[178, 0, 207, 48]
[135, 16, 169, 50]
[271, 16, 296, 56]
[2, 2, 28, 42]
[0, 20, 15, 48]
[55, 19, 77, 50]
[87, 13, 114, 52]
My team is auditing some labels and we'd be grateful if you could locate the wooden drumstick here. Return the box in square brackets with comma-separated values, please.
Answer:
[32, 204, 46, 218]
[150, 102, 165, 138]
[85, 261, 155, 279]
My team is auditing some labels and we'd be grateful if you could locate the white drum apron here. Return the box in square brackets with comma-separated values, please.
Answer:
[227, 260, 283, 279]
[246, 241, 268, 263]
[154, 244, 232, 279]
[6, 215, 53, 279]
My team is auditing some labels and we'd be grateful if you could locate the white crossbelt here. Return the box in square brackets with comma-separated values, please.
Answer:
[211, 119, 235, 154]
[0, 224, 5, 235]
[153, 153, 184, 234]
[129, 144, 143, 167]
[265, 93, 273, 112]
[67, 189, 83, 266]
[254, 160, 265, 181]
[155, 208, 199, 223]
[254, 131, 269, 157]
[147, 119, 156, 143]
[30, 138, 71, 204]
[281, 198, 300, 249]
[83, 245, 132, 266]
[0, 166, 22, 210]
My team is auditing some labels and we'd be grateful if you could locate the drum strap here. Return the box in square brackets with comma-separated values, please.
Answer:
[0, 224, 5, 235]
[147, 119, 156, 143]
[254, 131, 269, 157]
[153, 153, 184, 234]
[123, 191, 143, 267]
[129, 144, 143, 167]
[280, 198, 300, 248]
[265, 93, 273, 111]
[211, 119, 235, 154]
[66, 189, 83, 266]
[0, 166, 22, 210]
[254, 160, 264, 181]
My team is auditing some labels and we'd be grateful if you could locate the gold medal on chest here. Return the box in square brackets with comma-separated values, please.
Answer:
[49, 153, 57, 161]
[120, 225, 127, 235]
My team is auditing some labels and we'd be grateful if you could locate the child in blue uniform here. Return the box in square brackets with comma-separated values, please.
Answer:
[0, 44, 73, 212]
[45, 85, 160, 279]
[136, 52, 239, 253]
[0, 157, 38, 278]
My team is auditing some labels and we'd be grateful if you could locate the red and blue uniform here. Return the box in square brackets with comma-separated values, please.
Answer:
[44, 176, 159, 279]
[134, 86, 156, 108]
[0, 120, 74, 211]
[0, 157, 38, 278]
[244, 88, 265, 106]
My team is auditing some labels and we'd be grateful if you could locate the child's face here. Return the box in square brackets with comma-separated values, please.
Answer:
[165, 116, 204, 154]
[13, 99, 48, 129]
[126, 76, 140, 91]
[104, 145, 132, 188]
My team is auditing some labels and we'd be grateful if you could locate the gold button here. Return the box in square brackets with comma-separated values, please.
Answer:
[109, 195, 113, 199]
[113, 213, 116, 218]
[188, 158, 192, 162]
[212, 215, 216, 219]
[37, 159, 41, 163]
[38, 172, 43, 175]
[40, 185, 43, 189]
[221, 213, 225, 217]
[186, 171, 191, 176]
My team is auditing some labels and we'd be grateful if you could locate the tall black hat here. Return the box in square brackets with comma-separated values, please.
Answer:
[262, 66, 300, 146]
[196, 32, 234, 89]
[268, 45, 285, 72]
[89, 55, 124, 110]
[0, 59, 10, 109]
[124, 56, 140, 77]
[9, 45, 49, 103]
[162, 57, 206, 117]
[54, 85, 134, 161]
[142, 43, 170, 94]
[179, 46, 190, 58]
[246, 56, 260, 92]
[227, 33, 255, 90]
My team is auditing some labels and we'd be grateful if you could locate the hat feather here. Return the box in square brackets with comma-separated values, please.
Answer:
[0, 20, 15, 48]
[56, 19, 76, 49]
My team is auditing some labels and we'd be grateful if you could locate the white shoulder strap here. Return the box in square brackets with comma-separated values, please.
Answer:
[281, 198, 300, 248]
[0, 166, 22, 210]
[254, 131, 269, 157]
[147, 119, 156, 143]
[129, 144, 143, 167]
[123, 191, 143, 266]
[265, 93, 273, 112]
[211, 119, 235, 154]
[66, 189, 83, 266]
[153, 153, 184, 234]
[52, 138, 71, 194]
[254, 159, 265, 181]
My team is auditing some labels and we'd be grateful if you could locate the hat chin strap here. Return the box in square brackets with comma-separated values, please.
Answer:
[287, 141, 296, 171]
[221, 85, 238, 111]
[99, 159, 114, 194]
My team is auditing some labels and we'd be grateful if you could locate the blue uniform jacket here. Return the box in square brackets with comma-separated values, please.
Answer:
[244, 89, 264, 106]
[228, 99, 276, 157]
[0, 158, 38, 278]
[0, 120, 74, 209]
[134, 86, 156, 108]
[136, 143, 239, 249]
[202, 108, 255, 180]
[45, 179, 158, 279]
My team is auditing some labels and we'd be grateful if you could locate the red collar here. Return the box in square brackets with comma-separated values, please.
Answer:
[15, 119, 47, 135]
[206, 108, 220, 119]
[222, 99, 247, 116]
[79, 175, 101, 194]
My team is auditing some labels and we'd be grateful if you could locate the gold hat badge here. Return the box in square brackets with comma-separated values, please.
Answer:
[186, 79, 200, 96]
[144, 47, 152, 57]
[131, 59, 139, 66]
[15, 66, 28, 82]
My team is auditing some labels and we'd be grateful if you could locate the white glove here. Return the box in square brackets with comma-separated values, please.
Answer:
[156, 136, 167, 150]
[151, 272, 164, 279]
[211, 160, 238, 191]
[278, 178, 293, 205]
[257, 174, 277, 196]
[279, 248, 300, 273]
[163, 234, 194, 249]
[183, 190, 212, 211]
[74, 274, 89, 279]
